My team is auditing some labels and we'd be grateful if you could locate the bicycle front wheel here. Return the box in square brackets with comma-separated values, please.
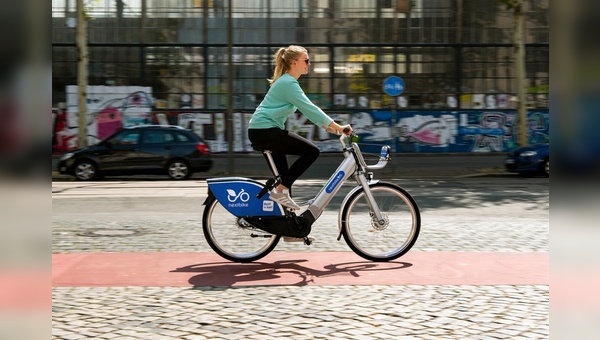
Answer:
[341, 182, 420, 262]
[202, 195, 280, 263]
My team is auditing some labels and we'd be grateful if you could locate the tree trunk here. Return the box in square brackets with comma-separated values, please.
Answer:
[514, 1, 528, 147]
[76, 0, 88, 147]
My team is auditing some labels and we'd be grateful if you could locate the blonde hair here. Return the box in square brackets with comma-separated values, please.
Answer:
[268, 45, 307, 85]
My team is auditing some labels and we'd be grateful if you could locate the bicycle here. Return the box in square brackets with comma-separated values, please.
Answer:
[202, 131, 421, 263]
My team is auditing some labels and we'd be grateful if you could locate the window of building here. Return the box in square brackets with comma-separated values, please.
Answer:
[51, 0, 549, 111]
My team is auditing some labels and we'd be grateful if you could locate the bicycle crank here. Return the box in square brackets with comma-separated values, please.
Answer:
[241, 214, 313, 238]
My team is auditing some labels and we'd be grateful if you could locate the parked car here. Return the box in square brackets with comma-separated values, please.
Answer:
[504, 143, 549, 177]
[58, 125, 212, 180]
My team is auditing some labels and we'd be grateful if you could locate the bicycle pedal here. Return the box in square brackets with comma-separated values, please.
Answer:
[283, 236, 314, 244]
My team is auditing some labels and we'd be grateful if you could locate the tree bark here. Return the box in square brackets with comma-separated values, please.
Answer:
[514, 1, 528, 147]
[76, 0, 88, 147]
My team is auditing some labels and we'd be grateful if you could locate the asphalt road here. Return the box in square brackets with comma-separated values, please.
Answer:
[52, 152, 513, 181]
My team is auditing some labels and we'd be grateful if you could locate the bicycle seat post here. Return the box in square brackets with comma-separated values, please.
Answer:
[262, 150, 282, 188]
[260, 150, 277, 176]
[253, 149, 283, 200]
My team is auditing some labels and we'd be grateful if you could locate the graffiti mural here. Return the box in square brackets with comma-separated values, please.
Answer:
[152, 111, 353, 153]
[458, 110, 550, 152]
[52, 86, 548, 156]
[458, 112, 509, 152]
[343, 110, 548, 153]
[395, 113, 458, 153]
[49, 78, 550, 154]
[52, 86, 153, 153]
[156, 111, 249, 153]
[65, 108, 546, 155]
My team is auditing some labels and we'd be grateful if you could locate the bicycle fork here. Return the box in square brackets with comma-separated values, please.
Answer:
[354, 172, 385, 222]
[334, 171, 385, 241]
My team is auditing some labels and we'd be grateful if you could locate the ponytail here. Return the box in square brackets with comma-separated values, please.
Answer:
[268, 45, 307, 85]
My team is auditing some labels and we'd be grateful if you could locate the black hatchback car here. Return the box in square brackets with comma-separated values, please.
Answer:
[58, 125, 212, 180]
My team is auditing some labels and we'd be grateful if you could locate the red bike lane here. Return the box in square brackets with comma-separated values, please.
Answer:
[52, 251, 548, 287]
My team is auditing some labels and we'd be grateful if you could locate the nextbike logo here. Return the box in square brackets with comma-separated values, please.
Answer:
[226, 188, 249, 208]
[325, 171, 345, 193]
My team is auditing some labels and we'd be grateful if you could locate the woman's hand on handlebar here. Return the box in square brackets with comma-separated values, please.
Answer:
[340, 124, 353, 136]
[326, 122, 353, 136]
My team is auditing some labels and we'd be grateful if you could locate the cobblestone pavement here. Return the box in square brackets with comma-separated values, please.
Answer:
[52, 179, 549, 339]
[53, 285, 548, 340]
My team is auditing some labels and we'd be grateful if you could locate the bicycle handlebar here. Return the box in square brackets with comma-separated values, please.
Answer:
[338, 132, 390, 171]
[328, 126, 353, 136]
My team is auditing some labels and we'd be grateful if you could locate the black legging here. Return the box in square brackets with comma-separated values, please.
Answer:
[248, 128, 320, 190]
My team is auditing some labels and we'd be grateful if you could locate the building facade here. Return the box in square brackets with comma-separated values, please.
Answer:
[52, 0, 549, 153]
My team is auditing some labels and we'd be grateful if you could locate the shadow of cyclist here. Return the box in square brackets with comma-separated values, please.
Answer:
[171, 259, 412, 287]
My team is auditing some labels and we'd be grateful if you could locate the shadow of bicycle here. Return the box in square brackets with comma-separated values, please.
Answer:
[171, 259, 412, 287]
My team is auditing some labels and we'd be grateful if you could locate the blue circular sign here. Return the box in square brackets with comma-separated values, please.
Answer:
[383, 76, 405, 96]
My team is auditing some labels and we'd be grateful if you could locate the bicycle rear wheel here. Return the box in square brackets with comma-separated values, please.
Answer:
[341, 182, 420, 262]
[202, 195, 280, 262]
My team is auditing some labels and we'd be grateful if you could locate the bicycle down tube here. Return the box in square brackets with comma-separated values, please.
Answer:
[303, 154, 355, 221]
[303, 146, 383, 224]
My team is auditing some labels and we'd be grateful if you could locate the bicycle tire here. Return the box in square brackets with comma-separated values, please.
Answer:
[202, 194, 280, 263]
[340, 182, 420, 262]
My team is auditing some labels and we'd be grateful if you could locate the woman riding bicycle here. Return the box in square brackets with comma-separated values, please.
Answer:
[248, 45, 352, 210]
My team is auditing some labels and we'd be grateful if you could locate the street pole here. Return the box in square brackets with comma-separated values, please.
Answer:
[76, 0, 88, 147]
[227, 0, 234, 174]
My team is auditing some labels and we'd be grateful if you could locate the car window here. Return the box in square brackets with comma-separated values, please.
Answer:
[110, 131, 140, 145]
[163, 132, 175, 143]
[141, 131, 166, 144]
[173, 131, 192, 143]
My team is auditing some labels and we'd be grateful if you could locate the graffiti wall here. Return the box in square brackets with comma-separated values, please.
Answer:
[150, 109, 549, 154]
[52, 86, 153, 153]
[393, 110, 549, 153]
[391, 110, 549, 153]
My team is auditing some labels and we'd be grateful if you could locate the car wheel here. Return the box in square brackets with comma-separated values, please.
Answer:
[541, 158, 549, 177]
[74, 160, 97, 181]
[167, 159, 191, 180]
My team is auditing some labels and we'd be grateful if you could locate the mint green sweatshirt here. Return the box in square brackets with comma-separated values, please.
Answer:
[248, 73, 333, 130]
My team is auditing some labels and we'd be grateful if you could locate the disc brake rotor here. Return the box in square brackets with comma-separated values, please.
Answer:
[370, 213, 389, 231]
